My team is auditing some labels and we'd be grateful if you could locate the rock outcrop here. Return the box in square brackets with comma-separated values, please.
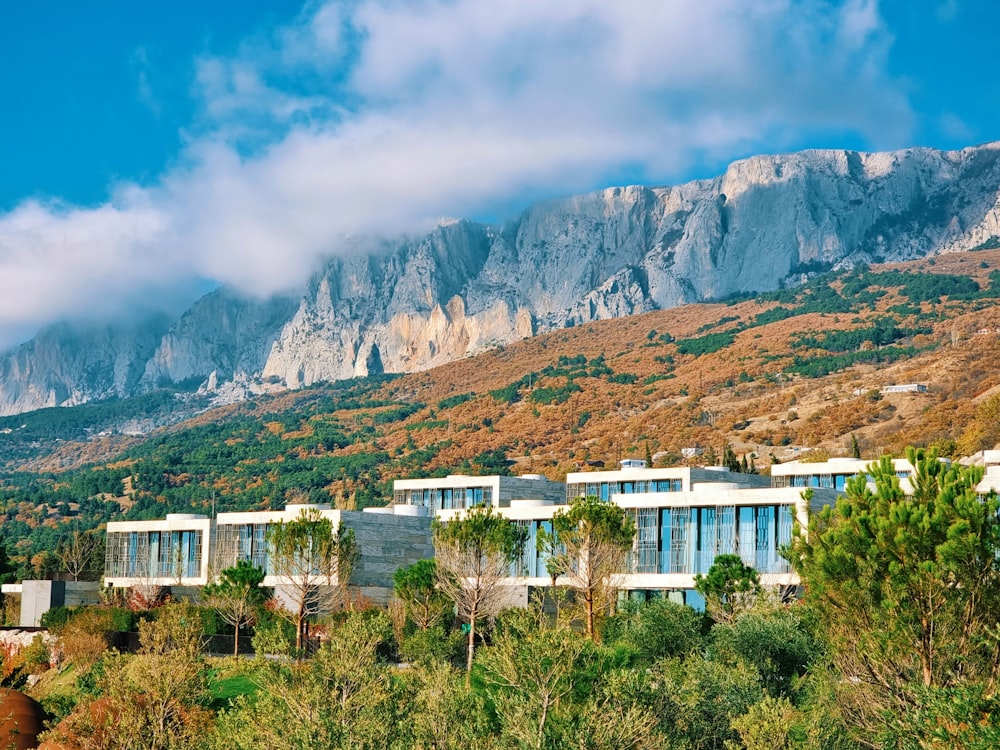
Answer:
[4, 143, 1000, 416]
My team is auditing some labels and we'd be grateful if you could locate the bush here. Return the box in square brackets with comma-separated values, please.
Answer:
[40, 605, 76, 630]
[251, 609, 295, 657]
[21, 634, 50, 673]
[708, 608, 820, 698]
[676, 331, 736, 356]
[399, 625, 466, 667]
[55, 607, 125, 667]
[39, 691, 78, 722]
[602, 599, 704, 664]
[2, 594, 20, 627]
[107, 607, 140, 632]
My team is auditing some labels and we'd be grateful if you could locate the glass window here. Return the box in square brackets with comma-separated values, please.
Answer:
[697, 507, 717, 574]
[775, 506, 792, 573]
[717, 505, 736, 556]
[633, 508, 658, 573]
[756, 506, 776, 573]
[537, 520, 553, 577]
[738, 506, 756, 566]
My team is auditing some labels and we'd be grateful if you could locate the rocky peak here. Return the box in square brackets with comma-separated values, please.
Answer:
[3, 143, 1000, 417]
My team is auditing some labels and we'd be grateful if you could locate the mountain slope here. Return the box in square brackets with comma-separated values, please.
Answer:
[3, 143, 1000, 416]
[6, 249, 1000, 569]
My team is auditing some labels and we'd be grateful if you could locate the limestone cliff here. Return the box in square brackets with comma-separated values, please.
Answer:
[4, 143, 1000, 416]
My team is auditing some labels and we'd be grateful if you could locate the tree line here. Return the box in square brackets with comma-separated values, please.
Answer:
[5, 447, 997, 749]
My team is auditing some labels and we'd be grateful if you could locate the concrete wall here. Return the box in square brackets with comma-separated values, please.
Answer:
[495, 477, 565, 507]
[19, 581, 101, 627]
[346, 511, 434, 589]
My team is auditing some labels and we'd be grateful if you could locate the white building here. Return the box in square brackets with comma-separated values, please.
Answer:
[402, 461, 833, 608]
[104, 503, 434, 601]
[393, 473, 565, 514]
[769, 456, 943, 495]
[105, 513, 213, 587]
[882, 383, 928, 394]
[961, 449, 1000, 495]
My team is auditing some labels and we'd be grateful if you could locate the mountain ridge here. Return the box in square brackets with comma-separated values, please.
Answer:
[4, 142, 1000, 416]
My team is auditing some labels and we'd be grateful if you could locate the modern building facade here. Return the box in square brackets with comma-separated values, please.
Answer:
[565, 461, 832, 606]
[962, 449, 1000, 495]
[104, 503, 434, 601]
[105, 513, 213, 587]
[393, 473, 565, 513]
[399, 462, 834, 608]
[769, 456, 942, 494]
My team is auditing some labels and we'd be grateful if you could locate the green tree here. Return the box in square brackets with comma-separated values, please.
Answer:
[393, 558, 450, 630]
[42, 602, 211, 750]
[478, 609, 593, 750]
[267, 507, 358, 652]
[202, 561, 268, 657]
[601, 598, 704, 665]
[722, 443, 740, 472]
[433, 505, 526, 680]
[212, 612, 406, 750]
[549, 496, 635, 640]
[876, 685, 1000, 750]
[0, 534, 16, 585]
[791, 448, 1000, 742]
[694, 553, 762, 624]
[56, 529, 105, 581]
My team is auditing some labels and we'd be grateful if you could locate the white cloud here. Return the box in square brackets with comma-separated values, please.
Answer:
[0, 0, 912, 351]
[939, 112, 974, 142]
[132, 46, 161, 117]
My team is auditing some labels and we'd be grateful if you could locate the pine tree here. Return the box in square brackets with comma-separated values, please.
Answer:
[791, 448, 1000, 739]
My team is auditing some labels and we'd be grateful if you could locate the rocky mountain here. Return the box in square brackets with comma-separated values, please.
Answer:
[3, 143, 1000, 417]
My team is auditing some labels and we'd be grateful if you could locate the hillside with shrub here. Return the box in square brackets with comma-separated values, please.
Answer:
[4, 250, 1000, 573]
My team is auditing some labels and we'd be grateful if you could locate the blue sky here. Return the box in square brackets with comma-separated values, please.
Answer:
[0, 0, 997, 349]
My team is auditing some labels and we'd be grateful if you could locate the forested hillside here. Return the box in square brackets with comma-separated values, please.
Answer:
[5, 250, 1000, 576]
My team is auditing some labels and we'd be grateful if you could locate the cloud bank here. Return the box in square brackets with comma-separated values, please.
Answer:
[0, 0, 911, 350]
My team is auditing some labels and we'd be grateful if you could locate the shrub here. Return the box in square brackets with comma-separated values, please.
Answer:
[39, 691, 78, 722]
[676, 331, 736, 356]
[709, 608, 820, 698]
[251, 609, 295, 657]
[40, 605, 76, 630]
[21, 634, 50, 673]
[602, 599, 704, 664]
[399, 625, 466, 667]
[55, 607, 125, 667]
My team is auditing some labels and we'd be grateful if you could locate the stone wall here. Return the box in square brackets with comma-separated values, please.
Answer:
[344, 511, 434, 589]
